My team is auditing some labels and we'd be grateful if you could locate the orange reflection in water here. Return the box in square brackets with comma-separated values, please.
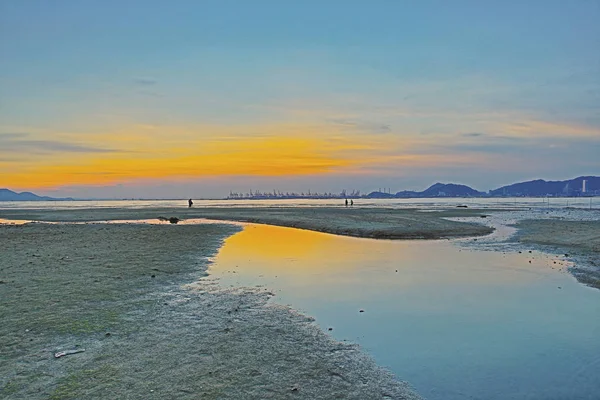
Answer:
[213, 224, 560, 291]
[219, 224, 337, 260]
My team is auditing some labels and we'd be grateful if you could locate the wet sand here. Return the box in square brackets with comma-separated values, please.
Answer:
[449, 208, 600, 289]
[2, 206, 598, 398]
[0, 222, 420, 399]
[514, 219, 600, 289]
[0, 206, 493, 239]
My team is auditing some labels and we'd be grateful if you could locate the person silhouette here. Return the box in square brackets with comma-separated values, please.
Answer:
[188, 198, 193, 208]
[345, 198, 348, 207]
[350, 199, 354, 206]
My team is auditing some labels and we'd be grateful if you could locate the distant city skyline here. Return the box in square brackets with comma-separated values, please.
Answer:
[1, 1, 599, 198]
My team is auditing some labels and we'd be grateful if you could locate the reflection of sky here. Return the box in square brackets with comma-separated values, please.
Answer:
[1, 2, 599, 196]
[210, 224, 600, 400]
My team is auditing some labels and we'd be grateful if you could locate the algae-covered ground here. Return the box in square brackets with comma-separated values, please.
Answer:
[0, 221, 421, 399]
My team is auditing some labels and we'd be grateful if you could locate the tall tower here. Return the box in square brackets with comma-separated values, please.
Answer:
[582, 179, 586, 193]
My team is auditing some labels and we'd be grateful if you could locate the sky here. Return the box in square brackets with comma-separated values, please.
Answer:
[1, 0, 599, 198]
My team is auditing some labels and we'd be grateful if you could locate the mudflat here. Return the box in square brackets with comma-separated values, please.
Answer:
[0, 206, 493, 239]
[0, 221, 421, 399]
[514, 219, 600, 288]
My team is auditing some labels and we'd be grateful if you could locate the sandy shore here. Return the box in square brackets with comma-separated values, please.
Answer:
[0, 221, 421, 399]
[2, 205, 598, 398]
[0, 206, 493, 240]
[450, 207, 600, 289]
[514, 218, 600, 289]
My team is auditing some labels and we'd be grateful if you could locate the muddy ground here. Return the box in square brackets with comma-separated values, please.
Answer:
[514, 219, 600, 289]
[0, 206, 493, 240]
[0, 222, 421, 399]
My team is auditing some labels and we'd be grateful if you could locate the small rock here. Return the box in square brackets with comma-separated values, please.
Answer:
[564, 253, 569, 257]
[528, 260, 532, 263]
[169, 217, 180, 224]
[291, 384, 299, 392]
[359, 309, 364, 313]
[151, 274, 156, 278]
[395, 270, 398, 272]
[105, 332, 111, 337]
[557, 287, 562, 289]
[328, 327, 333, 331]
[528, 251, 532, 253]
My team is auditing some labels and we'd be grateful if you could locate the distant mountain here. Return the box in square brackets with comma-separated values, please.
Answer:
[395, 183, 484, 198]
[366, 191, 396, 199]
[367, 183, 484, 198]
[489, 176, 600, 197]
[0, 188, 71, 201]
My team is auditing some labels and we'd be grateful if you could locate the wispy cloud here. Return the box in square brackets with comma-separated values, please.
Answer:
[462, 132, 484, 137]
[0, 133, 119, 154]
[330, 119, 392, 134]
[133, 77, 158, 86]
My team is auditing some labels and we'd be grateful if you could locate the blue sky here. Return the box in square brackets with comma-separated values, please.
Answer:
[1, 1, 599, 198]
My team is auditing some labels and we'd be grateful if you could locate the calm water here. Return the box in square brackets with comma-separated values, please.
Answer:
[0, 197, 596, 210]
[208, 224, 600, 400]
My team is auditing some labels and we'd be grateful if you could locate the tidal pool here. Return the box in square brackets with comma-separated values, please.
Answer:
[208, 224, 600, 400]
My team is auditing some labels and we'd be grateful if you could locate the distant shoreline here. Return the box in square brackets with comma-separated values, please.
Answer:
[1, 194, 598, 202]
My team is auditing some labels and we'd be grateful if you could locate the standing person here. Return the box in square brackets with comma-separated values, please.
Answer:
[188, 198, 193, 208]
[345, 198, 348, 207]
[350, 199, 354, 207]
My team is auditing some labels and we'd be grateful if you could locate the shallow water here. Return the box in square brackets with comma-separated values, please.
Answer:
[0, 196, 596, 210]
[208, 224, 600, 400]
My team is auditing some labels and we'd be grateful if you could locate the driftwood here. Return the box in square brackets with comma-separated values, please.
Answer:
[54, 349, 85, 358]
